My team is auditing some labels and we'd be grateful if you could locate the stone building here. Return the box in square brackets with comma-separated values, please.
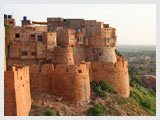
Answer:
[4, 15, 130, 116]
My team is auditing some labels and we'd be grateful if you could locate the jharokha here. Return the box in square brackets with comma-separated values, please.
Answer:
[4, 15, 130, 116]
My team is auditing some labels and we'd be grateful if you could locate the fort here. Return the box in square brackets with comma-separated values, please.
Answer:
[4, 14, 130, 116]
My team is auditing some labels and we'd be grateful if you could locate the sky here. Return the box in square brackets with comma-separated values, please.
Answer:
[3, 4, 156, 45]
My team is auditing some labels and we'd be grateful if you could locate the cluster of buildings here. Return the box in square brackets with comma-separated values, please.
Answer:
[4, 14, 130, 116]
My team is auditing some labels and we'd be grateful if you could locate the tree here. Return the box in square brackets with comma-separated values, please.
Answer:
[115, 49, 122, 56]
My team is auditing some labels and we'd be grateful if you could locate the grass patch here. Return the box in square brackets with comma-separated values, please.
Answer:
[85, 104, 106, 116]
[130, 87, 156, 115]
[43, 109, 57, 116]
[31, 102, 41, 109]
[91, 81, 117, 98]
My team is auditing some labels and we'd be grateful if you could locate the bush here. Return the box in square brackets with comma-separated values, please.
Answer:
[85, 104, 106, 116]
[130, 89, 152, 109]
[43, 109, 57, 116]
[98, 90, 107, 97]
[31, 102, 41, 109]
[90, 81, 117, 98]
[115, 49, 122, 56]
[117, 96, 128, 105]
[90, 81, 99, 92]
[130, 76, 142, 88]
[140, 98, 151, 109]
[99, 81, 117, 93]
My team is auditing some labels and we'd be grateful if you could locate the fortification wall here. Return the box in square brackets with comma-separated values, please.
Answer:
[4, 65, 31, 116]
[52, 46, 74, 65]
[73, 46, 85, 64]
[85, 46, 117, 63]
[91, 56, 130, 97]
[29, 63, 90, 104]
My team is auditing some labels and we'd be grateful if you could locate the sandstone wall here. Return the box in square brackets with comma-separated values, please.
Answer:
[52, 46, 74, 65]
[85, 46, 117, 63]
[29, 63, 90, 104]
[4, 65, 31, 116]
[92, 56, 130, 97]
[73, 46, 85, 64]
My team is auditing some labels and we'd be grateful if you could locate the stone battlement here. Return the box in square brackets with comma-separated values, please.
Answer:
[29, 62, 90, 104]
[91, 56, 130, 98]
[92, 56, 128, 69]
[29, 62, 89, 73]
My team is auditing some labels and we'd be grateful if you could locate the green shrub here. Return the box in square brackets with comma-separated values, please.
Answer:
[98, 90, 107, 97]
[90, 81, 117, 98]
[99, 81, 117, 93]
[115, 49, 122, 56]
[43, 109, 57, 116]
[31, 102, 41, 109]
[130, 76, 142, 88]
[139, 98, 151, 109]
[117, 96, 128, 105]
[130, 89, 152, 109]
[85, 104, 106, 116]
[90, 81, 99, 92]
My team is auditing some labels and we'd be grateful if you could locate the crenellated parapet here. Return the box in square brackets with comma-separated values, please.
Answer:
[91, 56, 130, 97]
[29, 62, 90, 104]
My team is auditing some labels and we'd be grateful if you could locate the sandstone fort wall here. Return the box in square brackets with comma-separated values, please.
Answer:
[91, 56, 130, 97]
[4, 66, 31, 116]
[29, 63, 90, 104]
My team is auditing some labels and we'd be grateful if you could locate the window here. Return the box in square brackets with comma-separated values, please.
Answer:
[38, 35, 43, 42]
[30, 34, 35, 41]
[22, 51, 28, 56]
[10, 21, 13, 24]
[78, 70, 82, 73]
[107, 39, 109, 43]
[15, 33, 20, 38]
[77, 28, 81, 32]
[31, 52, 37, 56]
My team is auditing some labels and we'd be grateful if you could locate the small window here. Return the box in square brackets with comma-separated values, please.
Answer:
[50, 34, 52, 36]
[78, 70, 82, 73]
[38, 35, 43, 42]
[10, 21, 13, 24]
[15, 33, 20, 38]
[31, 52, 37, 56]
[22, 51, 28, 56]
[77, 28, 81, 32]
[30, 34, 35, 40]
[107, 39, 109, 43]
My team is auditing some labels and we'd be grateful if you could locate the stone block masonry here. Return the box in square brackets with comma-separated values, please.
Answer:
[29, 63, 90, 104]
[4, 16, 131, 115]
[92, 56, 130, 97]
[4, 65, 31, 116]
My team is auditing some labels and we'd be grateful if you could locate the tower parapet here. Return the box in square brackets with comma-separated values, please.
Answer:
[91, 56, 130, 97]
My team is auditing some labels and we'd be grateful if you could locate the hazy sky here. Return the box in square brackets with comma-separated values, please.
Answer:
[3, 4, 156, 45]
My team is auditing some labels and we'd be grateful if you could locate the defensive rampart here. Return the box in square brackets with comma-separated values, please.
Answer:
[91, 56, 130, 97]
[29, 62, 90, 104]
[4, 65, 31, 116]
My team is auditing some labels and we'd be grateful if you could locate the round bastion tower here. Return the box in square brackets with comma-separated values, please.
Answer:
[84, 22, 117, 63]
[52, 46, 74, 65]
[85, 46, 117, 63]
